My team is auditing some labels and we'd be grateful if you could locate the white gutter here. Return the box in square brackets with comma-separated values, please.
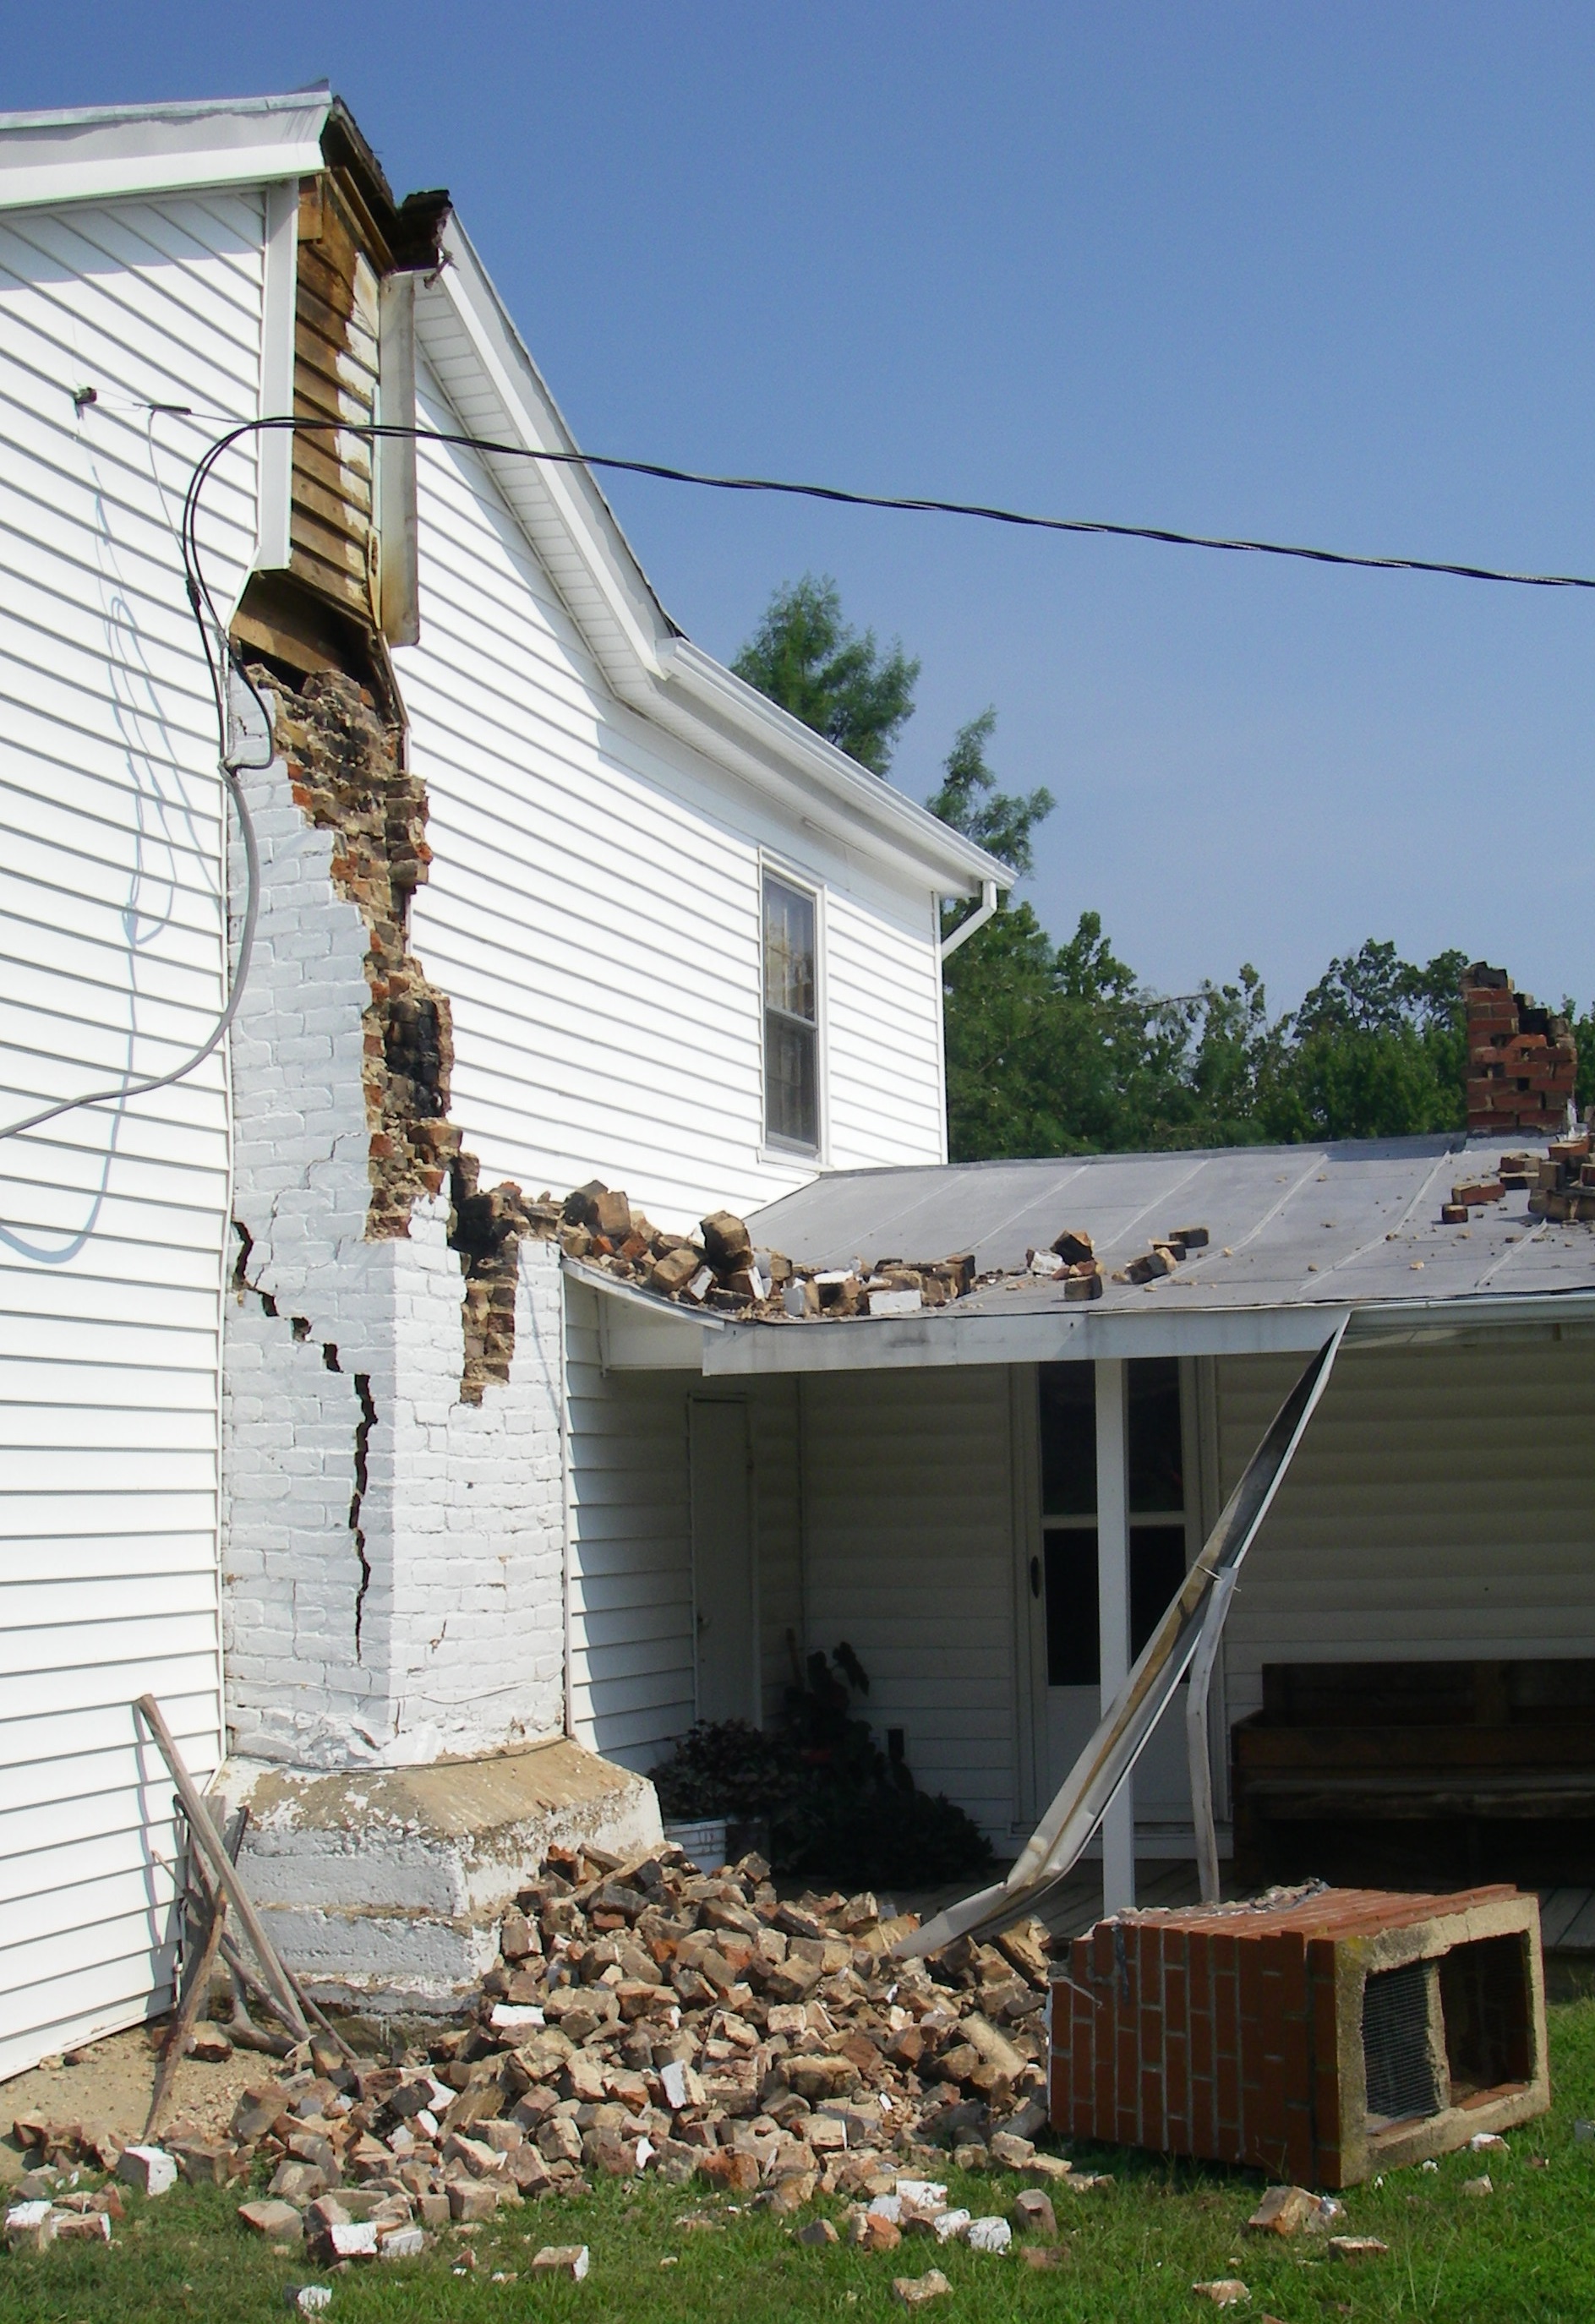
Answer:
[938, 877, 1001, 961]
[0, 92, 330, 211]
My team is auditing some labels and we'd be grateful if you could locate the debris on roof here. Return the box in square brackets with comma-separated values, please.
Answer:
[555, 1180, 985, 1321]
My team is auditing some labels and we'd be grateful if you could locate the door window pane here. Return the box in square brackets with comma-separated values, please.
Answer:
[1044, 1524, 1193, 1688]
[1045, 1530, 1098, 1685]
[762, 874, 818, 1150]
[1129, 1524, 1188, 1658]
[1128, 1357, 1184, 1513]
[1039, 1362, 1096, 1516]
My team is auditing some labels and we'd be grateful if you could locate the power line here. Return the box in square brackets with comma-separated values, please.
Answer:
[182, 413, 1595, 594]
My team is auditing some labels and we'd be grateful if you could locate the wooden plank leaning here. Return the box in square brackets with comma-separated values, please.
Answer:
[144, 1887, 228, 2141]
[133, 1693, 313, 2046]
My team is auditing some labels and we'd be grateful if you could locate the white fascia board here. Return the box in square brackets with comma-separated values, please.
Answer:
[0, 92, 330, 211]
[429, 217, 677, 683]
[582, 1264, 1595, 1377]
[423, 223, 1008, 903]
[695, 1287, 1595, 1376]
[655, 641, 1011, 897]
[562, 1257, 717, 1372]
[702, 1304, 1352, 1374]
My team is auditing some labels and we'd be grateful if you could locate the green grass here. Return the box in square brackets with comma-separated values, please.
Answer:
[11, 1999, 1595, 2323]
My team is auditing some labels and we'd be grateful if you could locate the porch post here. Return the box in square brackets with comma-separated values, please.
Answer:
[1095, 1356, 1134, 1912]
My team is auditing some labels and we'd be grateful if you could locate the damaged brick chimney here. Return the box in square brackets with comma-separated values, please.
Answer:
[262, 668, 462, 1234]
[1464, 963, 1577, 1137]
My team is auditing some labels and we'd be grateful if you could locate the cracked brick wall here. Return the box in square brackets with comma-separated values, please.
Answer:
[220, 674, 565, 1772]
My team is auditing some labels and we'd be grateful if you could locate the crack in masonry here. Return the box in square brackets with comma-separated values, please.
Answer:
[249, 666, 565, 1402]
[232, 1214, 369, 1653]
[350, 1372, 376, 1661]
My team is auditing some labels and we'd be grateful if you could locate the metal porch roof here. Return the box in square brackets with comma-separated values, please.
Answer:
[576, 1134, 1595, 1377]
[746, 1135, 1595, 1316]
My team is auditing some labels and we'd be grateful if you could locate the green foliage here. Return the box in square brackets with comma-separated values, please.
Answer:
[648, 1645, 992, 1890]
[926, 707, 1055, 877]
[944, 920, 1485, 1161]
[732, 575, 919, 777]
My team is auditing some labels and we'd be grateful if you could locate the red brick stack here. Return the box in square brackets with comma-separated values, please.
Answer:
[1464, 963, 1576, 1136]
[1048, 1883, 1546, 2188]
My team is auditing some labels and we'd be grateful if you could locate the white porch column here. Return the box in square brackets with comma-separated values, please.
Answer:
[1095, 1356, 1134, 1912]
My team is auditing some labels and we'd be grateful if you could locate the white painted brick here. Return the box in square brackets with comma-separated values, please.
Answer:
[224, 741, 566, 1773]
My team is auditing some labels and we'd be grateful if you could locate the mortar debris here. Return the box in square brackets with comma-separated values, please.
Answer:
[9, 1845, 1074, 2262]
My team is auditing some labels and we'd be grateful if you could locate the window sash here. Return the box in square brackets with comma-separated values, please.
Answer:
[762, 877, 817, 1023]
[762, 874, 819, 1149]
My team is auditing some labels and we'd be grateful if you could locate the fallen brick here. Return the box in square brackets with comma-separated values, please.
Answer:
[891, 2268, 952, 2307]
[238, 2198, 303, 2242]
[531, 2244, 590, 2279]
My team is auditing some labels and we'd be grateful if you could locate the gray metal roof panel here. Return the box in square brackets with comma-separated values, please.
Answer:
[746, 1135, 1595, 1317]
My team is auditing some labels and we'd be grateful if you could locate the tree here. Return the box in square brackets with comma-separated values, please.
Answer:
[926, 708, 1055, 878]
[732, 576, 920, 777]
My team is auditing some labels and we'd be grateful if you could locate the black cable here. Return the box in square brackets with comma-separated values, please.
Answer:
[186, 413, 1595, 596]
[0, 444, 265, 1145]
[12, 399, 1587, 1148]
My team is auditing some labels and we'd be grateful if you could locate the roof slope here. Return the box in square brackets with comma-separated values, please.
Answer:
[747, 1136, 1595, 1317]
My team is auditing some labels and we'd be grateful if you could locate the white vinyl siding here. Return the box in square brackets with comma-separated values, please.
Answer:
[1213, 1335, 1595, 1809]
[395, 348, 948, 1233]
[0, 189, 261, 2078]
[565, 1284, 803, 1770]
[565, 1284, 696, 1762]
[796, 1367, 1020, 1839]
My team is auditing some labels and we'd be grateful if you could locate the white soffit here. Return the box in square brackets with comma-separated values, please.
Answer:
[0, 92, 330, 210]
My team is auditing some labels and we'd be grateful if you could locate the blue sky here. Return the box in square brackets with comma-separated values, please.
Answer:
[12, 5, 1595, 1012]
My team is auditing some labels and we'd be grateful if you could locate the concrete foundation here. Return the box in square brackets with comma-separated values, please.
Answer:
[221, 1737, 661, 2010]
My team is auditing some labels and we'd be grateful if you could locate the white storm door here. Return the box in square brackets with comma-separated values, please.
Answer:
[689, 1399, 758, 1724]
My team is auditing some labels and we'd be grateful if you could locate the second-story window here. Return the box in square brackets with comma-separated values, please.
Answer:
[762, 871, 819, 1152]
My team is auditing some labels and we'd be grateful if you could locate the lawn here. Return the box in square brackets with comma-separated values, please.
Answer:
[8, 1999, 1595, 2324]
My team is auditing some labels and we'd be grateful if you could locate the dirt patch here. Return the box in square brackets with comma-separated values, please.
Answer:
[0, 2023, 266, 2184]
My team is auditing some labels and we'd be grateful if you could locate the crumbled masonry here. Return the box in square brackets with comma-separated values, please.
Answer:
[259, 667, 459, 1237]
[1463, 963, 1578, 1137]
[11, 1844, 1070, 2260]
[259, 664, 569, 1397]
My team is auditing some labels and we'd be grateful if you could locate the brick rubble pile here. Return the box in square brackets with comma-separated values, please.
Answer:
[554, 1181, 985, 1320]
[8, 1842, 1080, 2267]
[1439, 1130, 1595, 1227]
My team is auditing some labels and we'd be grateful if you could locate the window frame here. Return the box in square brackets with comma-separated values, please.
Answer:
[1037, 1358, 1189, 1691]
[758, 857, 826, 1160]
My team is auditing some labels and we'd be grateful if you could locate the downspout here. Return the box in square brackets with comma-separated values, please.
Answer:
[559, 1271, 576, 1742]
[938, 876, 1000, 961]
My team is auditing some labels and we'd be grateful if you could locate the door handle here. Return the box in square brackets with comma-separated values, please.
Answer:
[1030, 1556, 1041, 1600]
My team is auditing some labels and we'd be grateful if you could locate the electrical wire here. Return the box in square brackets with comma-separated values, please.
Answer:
[0, 406, 267, 1146]
[11, 398, 1592, 1150]
[187, 413, 1595, 596]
